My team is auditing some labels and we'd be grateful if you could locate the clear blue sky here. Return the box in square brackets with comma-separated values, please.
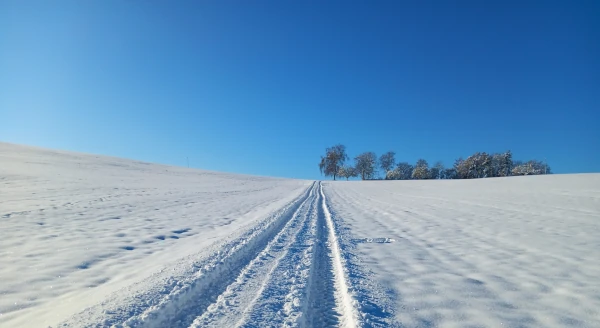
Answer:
[1, 1, 598, 179]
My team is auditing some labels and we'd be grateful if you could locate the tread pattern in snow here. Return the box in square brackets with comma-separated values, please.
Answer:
[57, 181, 387, 328]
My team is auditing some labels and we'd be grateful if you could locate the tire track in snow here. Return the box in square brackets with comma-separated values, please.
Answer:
[187, 183, 318, 327]
[192, 182, 361, 328]
[120, 182, 316, 328]
[303, 184, 341, 327]
[317, 182, 359, 328]
[63, 180, 361, 328]
[184, 181, 360, 328]
[233, 181, 320, 328]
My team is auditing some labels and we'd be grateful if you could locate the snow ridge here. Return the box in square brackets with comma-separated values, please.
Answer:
[319, 182, 360, 328]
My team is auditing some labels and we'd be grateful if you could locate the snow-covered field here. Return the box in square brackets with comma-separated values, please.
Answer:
[1, 142, 599, 327]
[323, 176, 600, 327]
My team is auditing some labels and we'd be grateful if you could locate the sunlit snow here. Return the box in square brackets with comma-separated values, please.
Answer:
[1, 142, 599, 328]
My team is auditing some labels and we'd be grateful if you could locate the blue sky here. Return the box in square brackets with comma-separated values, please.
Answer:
[1, 1, 598, 179]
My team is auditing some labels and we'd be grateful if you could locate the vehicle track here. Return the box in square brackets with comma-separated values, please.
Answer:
[58, 181, 360, 328]
[122, 182, 317, 328]
[184, 182, 359, 328]
[187, 183, 319, 327]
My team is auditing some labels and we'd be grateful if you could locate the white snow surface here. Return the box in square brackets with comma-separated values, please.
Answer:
[323, 176, 600, 327]
[2, 142, 599, 328]
[0, 143, 311, 327]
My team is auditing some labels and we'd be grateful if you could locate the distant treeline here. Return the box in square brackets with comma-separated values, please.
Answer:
[319, 145, 551, 181]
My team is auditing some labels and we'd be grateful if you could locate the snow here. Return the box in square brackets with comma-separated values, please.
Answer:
[320, 184, 359, 327]
[2, 142, 599, 328]
[0, 143, 311, 327]
[323, 175, 600, 327]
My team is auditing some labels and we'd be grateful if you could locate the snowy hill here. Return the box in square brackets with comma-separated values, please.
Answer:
[0, 143, 311, 327]
[323, 175, 600, 327]
[1, 142, 599, 327]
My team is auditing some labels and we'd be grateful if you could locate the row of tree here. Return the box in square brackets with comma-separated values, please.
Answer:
[319, 145, 551, 181]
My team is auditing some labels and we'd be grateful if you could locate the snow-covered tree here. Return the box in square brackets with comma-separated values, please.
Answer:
[412, 159, 430, 179]
[379, 151, 396, 178]
[390, 162, 414, 180]
[512, 160, 550, 176]
[318, 144, 348, 180]
[500, 151, 514, 177]
[443, 167, 457, 179]
[337, 165, 358, 180]
[454, 152, 492, 179]
[489, 150, 513, 177]
[385, 169, 401, 180]
[454, 157, 468, 179]
[429, 161, 446, 179]
[430, 161, 444, 179]
[471, 152, 492, 178]
[354, 152, 377, 180]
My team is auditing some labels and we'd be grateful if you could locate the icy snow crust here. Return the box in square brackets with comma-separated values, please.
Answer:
[2, 142, 599, 328]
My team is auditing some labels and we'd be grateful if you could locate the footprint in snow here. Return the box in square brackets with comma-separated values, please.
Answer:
[172, 228, 191, 234]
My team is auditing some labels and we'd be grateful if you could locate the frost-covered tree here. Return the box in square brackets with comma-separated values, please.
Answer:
[354, 152, 377, 180]
[337, 166, 348, 180]
[454, 152, 492, 179]
[470, 152, 492, 178]
[338, 165, 358, 181]
[500, 151, 514, 177]
[319, 146, 549, 181]
[430, 161, 445, 179]
[443, 167, 457, 179]
[489, 150, 513, 177]
[412, 159, 430, 179]
[454, 157, 468, 179]
[489, 153, 502, 177]
[379, 151, 396, 178]
[512, 160, 551, 176]
[318, 144, 348, 180]
[385, 169, 401, 180]
[390, 162, 414, 180]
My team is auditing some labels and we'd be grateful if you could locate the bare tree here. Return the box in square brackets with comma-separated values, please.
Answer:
[318, 144, 348, 180]
[379, 151, 396, 178]
[354, 152, 377, 180]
